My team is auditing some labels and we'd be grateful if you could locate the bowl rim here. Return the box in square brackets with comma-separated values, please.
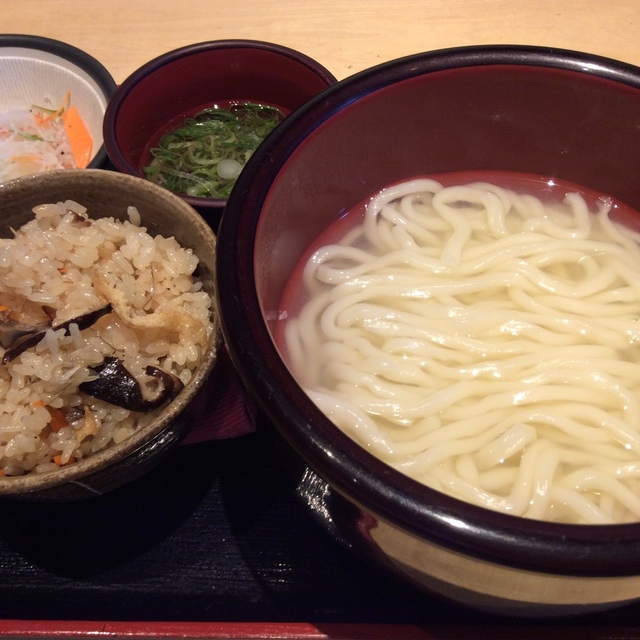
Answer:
[0, 34, 118, 169]
[217, 43, 640, 577]
[102, 38, 338, 211]
[0, 168, 220, 496]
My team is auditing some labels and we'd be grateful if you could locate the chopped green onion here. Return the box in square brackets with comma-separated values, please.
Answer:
[31, 104, 58, 115]
[143, 102, 285, 199]
[16, 132, 44, 142]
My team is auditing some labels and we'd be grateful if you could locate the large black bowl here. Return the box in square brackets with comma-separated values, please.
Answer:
[216, 45, 640, 616]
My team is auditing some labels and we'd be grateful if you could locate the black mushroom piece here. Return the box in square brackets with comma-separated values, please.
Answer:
[0, 298, 53, 351]
[1, 303, 113, 365]
[0, 319, 50, 351]
[79, 356, 184, 412]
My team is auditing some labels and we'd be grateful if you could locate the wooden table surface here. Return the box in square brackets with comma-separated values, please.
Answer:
[2, 0, 639, 85]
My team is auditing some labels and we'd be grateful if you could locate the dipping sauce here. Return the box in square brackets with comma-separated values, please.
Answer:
[142, 101, 285, 199]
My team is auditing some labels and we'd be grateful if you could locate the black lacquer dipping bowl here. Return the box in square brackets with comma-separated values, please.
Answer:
[103, 39, 336, 230]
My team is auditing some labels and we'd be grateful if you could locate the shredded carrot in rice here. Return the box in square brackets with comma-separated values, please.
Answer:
[46, 407, 69, 433]
[53, 454, 75, 467]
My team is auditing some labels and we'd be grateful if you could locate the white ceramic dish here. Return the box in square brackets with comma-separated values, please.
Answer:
[0, 34, 116, 169]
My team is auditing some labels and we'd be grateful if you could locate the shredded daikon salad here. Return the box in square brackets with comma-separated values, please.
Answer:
[0, 91, 93, 183]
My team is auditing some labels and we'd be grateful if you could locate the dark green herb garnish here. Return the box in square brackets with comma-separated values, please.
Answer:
[143, 102, 285, 199]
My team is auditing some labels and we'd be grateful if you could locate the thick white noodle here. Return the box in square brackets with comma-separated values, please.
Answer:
[283, 179, 640, 524]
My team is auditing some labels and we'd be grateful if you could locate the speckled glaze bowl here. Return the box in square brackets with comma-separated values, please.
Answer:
[0, 34, 117, 170]
[0, 169, 221, 501]
[216, 45, 640, 616]
[103, 39, 337, 230]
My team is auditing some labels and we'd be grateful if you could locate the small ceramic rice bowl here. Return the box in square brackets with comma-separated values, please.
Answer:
[0, 34, 117, 175]
[0, 169, 220, 501]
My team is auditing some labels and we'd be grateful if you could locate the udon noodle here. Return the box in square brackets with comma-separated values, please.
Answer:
[280, 177, 640, 524]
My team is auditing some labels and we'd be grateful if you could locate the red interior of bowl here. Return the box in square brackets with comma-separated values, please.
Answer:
[104, 41, 336, 204]
[219, 46, 640, 576]
[256, 64, 640, 318]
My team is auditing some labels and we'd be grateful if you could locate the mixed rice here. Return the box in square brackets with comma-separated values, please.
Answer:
[0, 200, 214, 476]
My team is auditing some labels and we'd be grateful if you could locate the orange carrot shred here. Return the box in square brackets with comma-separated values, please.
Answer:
[33, 400, 46, 407]
[53, 454, 74, 467]
[0, 305, 8, 312]
[47, 407, 69, 432]
[11, 154, 42, 165]
[33, 112, 48, 127]
[62, 105, 93, 168]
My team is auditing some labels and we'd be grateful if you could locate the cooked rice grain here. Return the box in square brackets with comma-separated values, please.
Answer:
[0, 200, 214, 475]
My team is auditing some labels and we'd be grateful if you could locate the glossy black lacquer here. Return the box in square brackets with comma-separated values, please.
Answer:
[217, 45, 640, 577]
